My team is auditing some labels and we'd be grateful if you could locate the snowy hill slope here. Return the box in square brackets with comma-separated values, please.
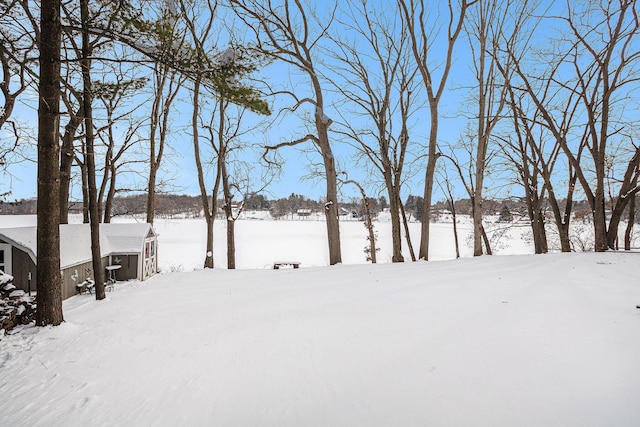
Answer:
[1, 252, 639, 426]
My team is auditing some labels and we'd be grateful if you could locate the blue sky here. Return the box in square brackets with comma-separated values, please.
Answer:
[1, 0, 601, 206]
[0, 1, 482, 205]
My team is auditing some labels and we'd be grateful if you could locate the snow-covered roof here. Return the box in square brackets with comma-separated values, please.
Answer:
[0, 223, 156, 269]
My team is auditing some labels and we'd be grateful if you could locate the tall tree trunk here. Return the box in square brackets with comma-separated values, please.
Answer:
[59, 108, 82, 224]
[531, 205, 548, 254]
[450, 199, 460, 259]
[472, 191, 485, 256]
[221, 160, 236, 270]
[624, 195, 636, 250]
[146, 167, 157, 224]
[480, 224, 492, 255]
[146, 66, 181, 225]
[399, 198, 416, 261]
[606, 156, 640, 249]
[343, 180, 378, 263]
[36, 0, 64, 326]
[364, 201, 377, 264]
[146, 66, 163, 225]
[204, 213, 215, 268]
[594, 167, 608, 252]
[317, 118, 342, 265]
[419, 112, 439, 260]
[103, 163, 117, 223]
[81, 0, 105, 300]
[191, 78, 217, 269]
[473, 30, 488, 257]
[546, 183, 572, 252]
[80, 160, 89, 223]
[386, 177, 404, 262]
[522, 179, 539, 253]
[97, 148, 112, 222]
[399, 0, 472, 261]
[608, 194, 636, 250]
[226, 218, 236, 269]
[521, 167, 548, 254]
[310, 39, 341, 265]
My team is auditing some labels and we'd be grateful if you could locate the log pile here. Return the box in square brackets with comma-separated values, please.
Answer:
[1, 273, 37, 334]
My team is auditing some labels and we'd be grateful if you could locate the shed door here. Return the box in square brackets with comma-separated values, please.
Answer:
[0, 243, 11, 275]
[143, 238, 157, 280]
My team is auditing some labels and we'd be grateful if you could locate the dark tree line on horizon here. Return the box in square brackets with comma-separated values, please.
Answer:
[2, 192, 632, 227]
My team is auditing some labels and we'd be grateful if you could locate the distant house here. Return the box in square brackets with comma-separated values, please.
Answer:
[296, 208, 312, 218]
[0, 223, 158, 300]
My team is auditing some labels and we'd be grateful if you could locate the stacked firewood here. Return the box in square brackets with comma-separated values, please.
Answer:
[0, 273, 37, 334]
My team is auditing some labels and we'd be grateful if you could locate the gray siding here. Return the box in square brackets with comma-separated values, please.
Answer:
[10, 246, 37, 295]
[1, 227, 158, 300]
[60, 257, 113, 299]
[109, 254, 139, 281]
[61, 260, 95, 300]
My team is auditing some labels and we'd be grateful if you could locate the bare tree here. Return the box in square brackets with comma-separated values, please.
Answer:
[501, 1, 640, 252]
[93, 74, 147, 222]
[398, 0, 477, 260]
[58, 90, 84, 224]
[493, 2, 582, 253]
[179, 0, 218, 266]
[79, 0, 106, 300]
[440, 147, 493, 255]
[192, 75, 221, 268]
[330, 0, 418, 262]
[142, 0, 189, 225]
[0, 0, 38, 197]
[192, 93, 270, 269]
[36, 0, 64, 326]
[464, 0, 511, 256]
[437, 170, 460, 258]
[231, 0, 343, 265]
[498, 78, 580, 253]
[180, 0, 270, 268]
[624, 191, 637, 250]
[496, 115, 550, 254]
[0, 0, 37, 130]
[559, 0, 640, 250]
[341, 177, 378, 263]
[146, 64, 186, 224]
[58, 0, 123, 223]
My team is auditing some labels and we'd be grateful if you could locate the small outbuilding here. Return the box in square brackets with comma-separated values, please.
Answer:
[0, 223, 158, 300]
[296, 208, 312, 218]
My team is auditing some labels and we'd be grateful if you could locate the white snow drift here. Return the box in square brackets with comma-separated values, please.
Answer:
[0, 216, 638, 427]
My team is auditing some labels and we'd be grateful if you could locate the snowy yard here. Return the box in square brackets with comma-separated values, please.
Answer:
[0, 215, 639, 426]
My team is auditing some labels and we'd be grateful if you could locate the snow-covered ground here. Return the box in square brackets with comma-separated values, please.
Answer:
[1, 215, 639, 426]
[0, 212, 534, 270]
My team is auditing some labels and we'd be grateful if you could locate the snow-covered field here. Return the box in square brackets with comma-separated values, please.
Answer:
[1, 215, 639, 426]
[0, 212, 534, 270]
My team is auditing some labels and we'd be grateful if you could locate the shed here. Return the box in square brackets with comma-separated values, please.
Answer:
[0, 223, 158, 300]
[296, 208, 312, 217]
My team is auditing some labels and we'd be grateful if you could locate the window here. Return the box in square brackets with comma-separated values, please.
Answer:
[0, 244, 11, 275]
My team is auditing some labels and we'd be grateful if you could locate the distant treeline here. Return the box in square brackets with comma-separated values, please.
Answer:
[2, 193, 628, 223]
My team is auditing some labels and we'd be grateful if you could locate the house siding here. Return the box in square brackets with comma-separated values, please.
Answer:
[61, 260, 93, 300]
[7, 252, 143, 300]
[0, 224, 158, 300]
[10, 246, 37, 295]
[109, 254, 139, 281]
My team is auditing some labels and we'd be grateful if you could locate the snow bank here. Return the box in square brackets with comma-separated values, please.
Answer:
[0, 252, 639, 426]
